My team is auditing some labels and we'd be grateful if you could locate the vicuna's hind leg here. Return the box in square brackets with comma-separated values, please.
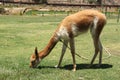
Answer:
[90, 20, 104, 67]
[98, 40, 103, 66]
[90, 38, 103, 66]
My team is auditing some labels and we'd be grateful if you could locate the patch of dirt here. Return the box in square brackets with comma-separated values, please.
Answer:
[108, 49, 120, 56]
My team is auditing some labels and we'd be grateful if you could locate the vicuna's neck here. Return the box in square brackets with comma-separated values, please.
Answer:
[38, 34, 59, 59]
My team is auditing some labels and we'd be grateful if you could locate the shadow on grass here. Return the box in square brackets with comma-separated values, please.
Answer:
[37, 64, 113, 70]
[62, 64, 113, 70]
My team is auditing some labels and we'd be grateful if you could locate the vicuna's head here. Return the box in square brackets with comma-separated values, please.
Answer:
[30, 47, 41, 68]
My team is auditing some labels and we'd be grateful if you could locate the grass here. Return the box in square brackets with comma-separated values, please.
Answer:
[0, 15, 120, 80]
[25, 10, 68, 15]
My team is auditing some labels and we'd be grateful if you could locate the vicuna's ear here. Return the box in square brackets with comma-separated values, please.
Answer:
[35, 47, 39, 59]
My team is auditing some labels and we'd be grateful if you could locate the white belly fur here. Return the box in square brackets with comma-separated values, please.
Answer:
[57, 26, 69, 40]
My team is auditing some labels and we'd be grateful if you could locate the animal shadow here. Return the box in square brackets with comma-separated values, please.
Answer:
[62, 63, 113, 70]
[37, 63, 112, 71]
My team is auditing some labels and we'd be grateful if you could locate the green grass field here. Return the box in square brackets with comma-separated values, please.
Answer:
[0, 15, 120, 80]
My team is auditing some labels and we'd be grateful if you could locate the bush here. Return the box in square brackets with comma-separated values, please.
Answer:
[88, 0, 96, 4]
[0, 8, 5, 14]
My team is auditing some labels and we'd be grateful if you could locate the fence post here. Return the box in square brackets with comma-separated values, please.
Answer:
[67, 11, 69, 16]
[54, 10, 56, 17]
[117, 8, 120, 23]
[42, 12, 44, 16]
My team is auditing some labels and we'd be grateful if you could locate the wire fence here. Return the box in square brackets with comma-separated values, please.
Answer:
[0, 1, 120, 22]
[24, 9, 120, 22]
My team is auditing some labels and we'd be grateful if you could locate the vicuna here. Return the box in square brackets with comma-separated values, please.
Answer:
[30, 9, 106, 71]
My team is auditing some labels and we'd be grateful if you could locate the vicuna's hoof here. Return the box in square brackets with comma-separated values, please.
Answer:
[72, 68, 76, 71]
[54, 65, 60, 68]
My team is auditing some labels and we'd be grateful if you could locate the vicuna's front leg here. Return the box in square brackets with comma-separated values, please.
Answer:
[69, 37, 76, 71]
[55, 40, 68, 68]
